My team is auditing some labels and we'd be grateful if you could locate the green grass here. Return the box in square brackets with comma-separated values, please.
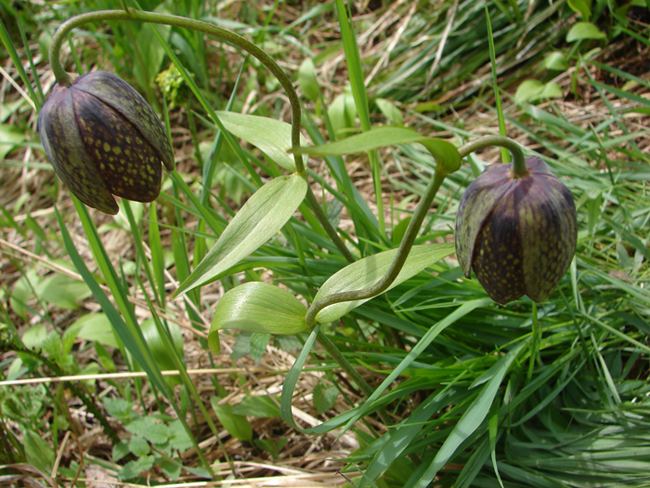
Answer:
[1, 0, 649, 486]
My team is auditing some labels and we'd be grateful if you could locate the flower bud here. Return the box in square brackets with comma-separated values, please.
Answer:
[38, 71, 174, 215]
[455, 156, 577, 304]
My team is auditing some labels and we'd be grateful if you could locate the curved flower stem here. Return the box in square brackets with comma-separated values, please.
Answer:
[458, 135, 527, 176]
[305, 170, 448, 327]
[48, 8, 353, 259]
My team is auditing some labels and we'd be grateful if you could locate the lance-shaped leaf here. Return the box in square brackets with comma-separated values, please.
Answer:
[215, 111, 308, 172]
[209, 282, 307, 353]
[314, 243, 455, 324]
[291, 126, 460, 174]
[175, 174, 308, 296]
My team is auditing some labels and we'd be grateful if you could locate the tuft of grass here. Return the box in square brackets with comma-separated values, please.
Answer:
[1, 0, 649, 486]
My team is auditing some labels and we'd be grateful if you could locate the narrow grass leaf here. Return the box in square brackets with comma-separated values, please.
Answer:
[214, 111, 308, 171]
[314, 243, 455, 324]
[175, 174, 308, 296]
[281, 324, 320, 431]
[407, 341, 526, 488]
[310, 299, 492, 435]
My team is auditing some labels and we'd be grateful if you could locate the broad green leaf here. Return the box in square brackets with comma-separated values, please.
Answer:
[168, 419, 193, 452]
[176, 174, 308, 296]
[129, 436, 150, 457]
[210, 396, 253, 441]
[292, 126, 437, 156]
[298, 58, 320, 101]
[72, 313, 119, 349]
[314, 243, 455, 324]
[250, 332, 270, 362]
[215, 111, 307, 171]
[515, 79, 545, 103]
[233, 394, 281, 418]
[567, 22, 606, 42]
[136, 318, 184, 386]
[36, 274, 92, 310]
[23, 429, 54, 475]
[313, 383, 339, 415]
[567, 0, 592, 20]
[327, 93, 357, 138]
[126, 417, 169, 445]
[408, 342, 526, 488]
[209, 282, 307, 353]
[375, 98, 404, 126]
[119, 456, 155, 481]
[542, 52, 569, 71]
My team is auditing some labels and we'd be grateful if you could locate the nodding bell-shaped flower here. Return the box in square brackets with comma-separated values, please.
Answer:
[38, 71, 175, 215]
[455, 156, 577, 305]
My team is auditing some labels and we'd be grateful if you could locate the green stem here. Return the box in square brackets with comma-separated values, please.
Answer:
[305, 187, 355, 263]
[49, 8, 352, 263]
[458, 135, 527, 176]
[316, 330, 393, 426]
[305, 171, 447, 327]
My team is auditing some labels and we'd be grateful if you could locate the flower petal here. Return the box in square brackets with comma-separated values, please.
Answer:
[72, 90, 162, 203]
[38, 86, 118, 214]
[455, 163, 513, 278]
[73, 71, 175, 172]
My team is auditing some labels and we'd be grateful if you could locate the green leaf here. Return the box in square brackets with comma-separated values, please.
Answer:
[292, 126, 437, 156]
[313, 383, 339, 415]
[208, 282, 307, 353]
[567, 0, 592, 20]
[232, 394, 281, 418]
[22, 324, 47, 350]
[375, 98, 404, 126]
[210, 396, 253, 441]
[137, 318, 184, 385]
[126, 417, 169, 445]
[314, 243, 455, 324]
[175, 174, 308, 297]
[168, 419, 193, 452]
[23, 428, 54, 474]
[35, 273, 92, 310]
[129, 435, 150, 457]
[119, 455, 155, 481]
[214, 111, 307, 171]
[298, 58, 320, 101]
[112, 440, 130, 462]
[409, 342, 526, 488]
[72, 313, 119, 348]
[566, 22, 606, 42]
[0, 123, 25, 161]
[104, 397, 133, 423]
[250, 332, 270, 362]
[542, 52, 569, 71]
[160, 458, 182, 481]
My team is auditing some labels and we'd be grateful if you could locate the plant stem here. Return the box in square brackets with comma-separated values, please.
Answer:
[305, 187, 355, 263]
[316, 330, 393, 426]
[305, 171, 447, 327]
[49, 8, 351, 263]
[458, 135, 528, 176]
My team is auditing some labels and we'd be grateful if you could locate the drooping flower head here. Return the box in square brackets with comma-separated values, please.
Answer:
[38, 71, 174, 214]
[455, 156, 577, 304]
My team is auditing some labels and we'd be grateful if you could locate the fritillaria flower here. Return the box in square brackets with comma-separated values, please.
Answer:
[38, 71, 174, 214]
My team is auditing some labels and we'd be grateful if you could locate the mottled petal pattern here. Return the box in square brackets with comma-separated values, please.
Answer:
[38, 85, 118, 214]
[455, 156, 577, 305]
[37, 71, 174, 215]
